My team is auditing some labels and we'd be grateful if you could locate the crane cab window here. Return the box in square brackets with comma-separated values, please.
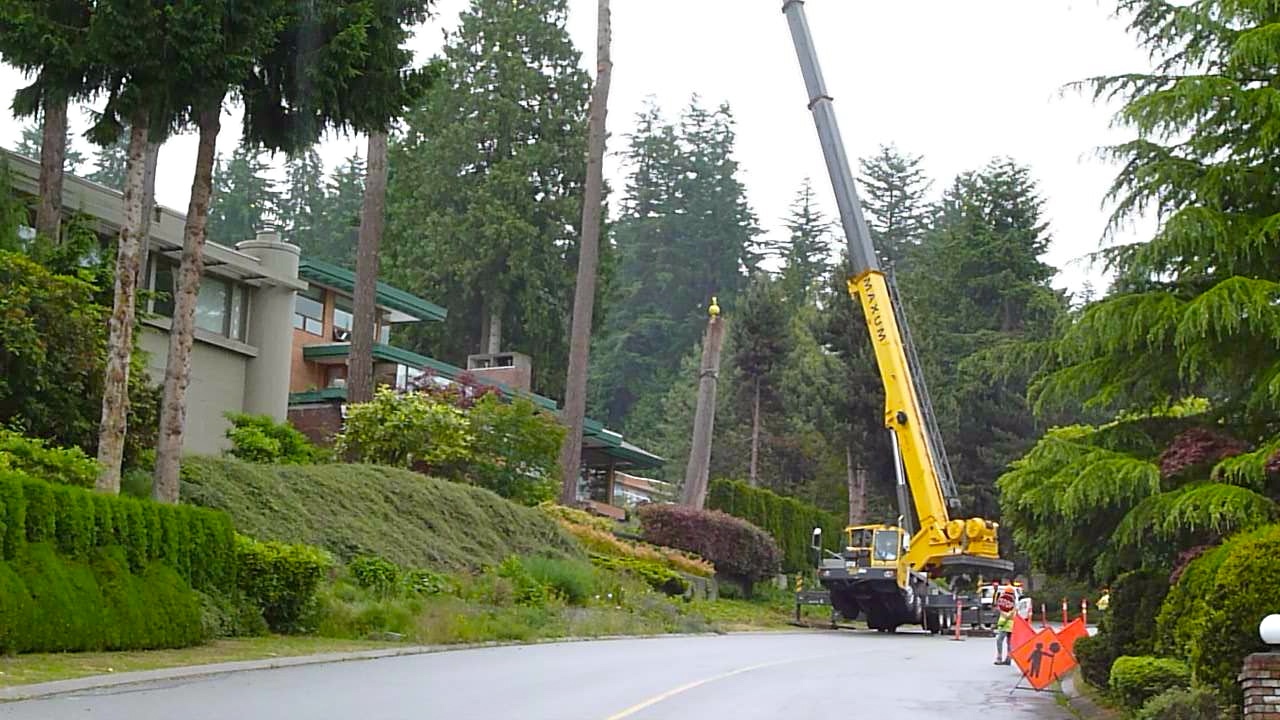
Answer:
[873, 530, 900, 562]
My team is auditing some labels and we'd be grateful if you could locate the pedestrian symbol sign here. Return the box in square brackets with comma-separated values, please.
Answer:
[1010, 627, 1076, 690]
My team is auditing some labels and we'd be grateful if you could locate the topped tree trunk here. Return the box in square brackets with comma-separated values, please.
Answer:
[558, 0, 613, 506]
[347, 130, 389, 406]
[35, 97, 69, 242]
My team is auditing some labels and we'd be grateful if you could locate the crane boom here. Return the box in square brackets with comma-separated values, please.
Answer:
[781, 0, 1000, 572]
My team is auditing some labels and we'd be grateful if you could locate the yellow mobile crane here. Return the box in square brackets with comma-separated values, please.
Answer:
[782, 0, 1015, 633]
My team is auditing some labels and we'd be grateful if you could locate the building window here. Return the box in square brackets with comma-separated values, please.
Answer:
[333, 297, 354, 333]
[294, 285, 324, 335]
[148, 256, 248, 341]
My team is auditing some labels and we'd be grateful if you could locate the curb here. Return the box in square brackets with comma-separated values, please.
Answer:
[0, 630, 814, 703]
[1056, 669, 1114, 720]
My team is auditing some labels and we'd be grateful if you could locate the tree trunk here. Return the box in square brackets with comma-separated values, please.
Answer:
[558, 0, 613, 506]
[95, 119, 151, 493]
[749, 376, 761, 486]
[347, 130, 389, 406]
[681, 314, 726, 509]
[136, 140, 161, 282]
[152, 100, 222, 503]
[484, 298, 503, 355]
[35, 96, 69, 242]
[846, 441, 867, 525]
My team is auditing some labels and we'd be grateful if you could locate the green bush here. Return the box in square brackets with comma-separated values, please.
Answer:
[0, 430, 99, 488]
[195, 589, 268, 640]
[1134, 686, 1225, 720]
[335, 388, 473, 469]
[1156, 542, 1232, 658]
[1190, 524, 1280, 703]
[522, 555, 596, 605]
[1109, 656, 1192, 709]
[349, 555, 401, 597]
[589, 554, 688, 596]
[235, 535, 331, 633]
[403, 568, 453, 597]
[1075, 630, 1114, 688]
[494, 556, 549, 608]
[0, 543, 202, 653]
[180, 456, 582, 572]
[458, 395, 563, 506]
[707, 479, 843, 573]
[224, 413, 327, 465]
[1076, 569, 1171, 689]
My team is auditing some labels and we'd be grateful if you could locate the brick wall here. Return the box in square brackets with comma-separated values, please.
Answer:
[1242, 653, 1280, 719]
[288, 402, 343, 447]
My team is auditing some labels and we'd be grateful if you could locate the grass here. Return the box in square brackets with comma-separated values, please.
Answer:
[179, 457, 582, 571]
[0, 637, 397, 688]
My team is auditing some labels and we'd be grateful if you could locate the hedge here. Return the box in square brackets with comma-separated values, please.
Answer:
[637, 504, 781, 586]
[235, 535, 331, 633]
[707, 479, 843, 573]
[0, 470, 236, 593]
[0, 543, 202, 653]
[1108, 656, 1191, 710]
[1076, 568, 1170, 688]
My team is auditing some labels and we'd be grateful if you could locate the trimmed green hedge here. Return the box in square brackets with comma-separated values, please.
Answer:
[1108, 656, 1191, 710]
[707, 479, 843, 573]
[181, 457, 582, 572]
[0, 543, 202, 653]
[0, 470, 235, 592]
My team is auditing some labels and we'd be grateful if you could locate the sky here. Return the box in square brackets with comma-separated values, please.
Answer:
[0, 0, 1158, 297]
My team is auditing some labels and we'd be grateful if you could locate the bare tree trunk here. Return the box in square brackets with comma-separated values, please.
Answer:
[681, 312, 726, 509]
[847, 442, 868, 525]
[96, 119, 151, 493]
[484, 298, 503, 355]
[347, 130, 389, 406]
[749, 376, 761, 486]
[136, 140, 161, 282]
[152, 100, 222, 503]
[558, 0, 613, 506]
[35, 96, 69, 242]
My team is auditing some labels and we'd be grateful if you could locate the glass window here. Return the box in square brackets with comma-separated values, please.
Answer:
[378, 314, 391, 344]
[195, 278, 229, 335]
[333, 297, 354, 332]
[152, 259, 175, 318]
[873, 530, 899, 562]
[294, 286, 324, 335]
[229, 285, 247, 341]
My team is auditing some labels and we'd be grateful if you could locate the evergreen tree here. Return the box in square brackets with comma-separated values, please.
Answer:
[14, 119, 84, 172]
[384, 0, 591, 398]
[207, 142, 282, 245]
[731, 274, 790, 486]
[85, 131, 130, 190]
[279, 148, 328, 249]
[305, 151, 364, 268]
[859, 144, 932, 270]
[591, 99, 759, 428]
[776, 179, 832, 308]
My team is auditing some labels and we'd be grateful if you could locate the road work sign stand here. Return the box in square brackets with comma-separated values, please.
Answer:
[1008, 626, 1077, 695]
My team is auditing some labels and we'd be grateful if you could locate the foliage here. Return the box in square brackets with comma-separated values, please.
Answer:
[1077, 569, 1171, 689]
[0, 543, 203, 654]
[521, 555, 597, 605]
[180, 456, 583, 572]
[1108, 656, 1192, 710]
[0, 250, 158, 469]
[461, 395, 564, 505]
[224, 413, 327, 465]
[589, 554, 687, 596]
[707, 479, 844, 573]
[348, 555, 402, 598]
[195, 589, 268, 640]
[494, 556, 550, 608]
[771, 179, 832, 308]
[637, 504, 781, 586]
[335, 388, 473, 469]
[207, 141, 281, 246]
[1074, 634, 1114, 689]
[1027, 575, 1097, 615]
[84, 130, 130, 190]
[730, 274, 790, 484]
[859, 144, 932, 270]
[0, 430, 100, 488]
[384, 0, 592, 399]
[539, 502, 715, 577]
[0, 470, 236, 592]
[235, 535, 331, 634]
[1159, 428, 1248, 480]
[1133, 686, 1225, 720]
[590, 98, 759, 426]
[287, 151, 364, 267]
[1157, 542, 1233, 658]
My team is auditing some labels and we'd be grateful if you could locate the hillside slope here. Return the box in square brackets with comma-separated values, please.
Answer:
[181, 458, 582, 571]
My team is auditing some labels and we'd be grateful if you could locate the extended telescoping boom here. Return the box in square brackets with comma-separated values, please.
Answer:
[781, 0, 1014, 633]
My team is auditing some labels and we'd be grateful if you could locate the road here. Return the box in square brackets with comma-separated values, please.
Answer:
[1, 631, 1070, 720]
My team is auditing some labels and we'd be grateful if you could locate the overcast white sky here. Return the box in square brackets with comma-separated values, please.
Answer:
[0, 0, 1156, 297]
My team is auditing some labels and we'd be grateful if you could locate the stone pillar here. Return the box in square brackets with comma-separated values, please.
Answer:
[237, 227, 301, 421]
[1242, 653, 1280, 718]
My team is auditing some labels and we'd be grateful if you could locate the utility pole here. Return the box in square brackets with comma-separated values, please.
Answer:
[681, 298, 725, 509]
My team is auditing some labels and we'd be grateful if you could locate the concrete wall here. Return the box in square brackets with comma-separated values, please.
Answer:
[139, 327, 249, 455]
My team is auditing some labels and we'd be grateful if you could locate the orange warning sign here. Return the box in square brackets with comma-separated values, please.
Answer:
[1056, 617, 1088, 656]
[1011, 613, 1035, 652]
[1011, 627, 1076, 690]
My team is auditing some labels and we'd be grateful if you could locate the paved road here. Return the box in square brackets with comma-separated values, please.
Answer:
[1, 631, 1069, 720]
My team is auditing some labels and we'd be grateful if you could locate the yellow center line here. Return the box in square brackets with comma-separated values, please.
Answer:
[603, 656, 814, 720]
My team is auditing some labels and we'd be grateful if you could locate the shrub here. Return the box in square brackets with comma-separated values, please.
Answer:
[459, 395, 563, 506]
[1191, 524, 1280, 703]
[403, 568, 453, 597]
[522, 555, 596, 605]
[195, 590, 268, 640]
[637, 504, 781, 587]
[224, 413, 327, 465]
[707, 479, 843, 573]
[181, 457, 582, 572]
[539, 502, 715, 577]
[235, 535, 331, 633]
[1157, 541, 1233, 657]
[1134, 686, 1225, 720]
[335, 388, 472, 469]
[1076, 568, 1170, 689]
[1074, 634, 1114, 689]
[349, 555, 401, 597]
[0, 430, 99, 487]
[494, 556, 549, 608]
[1109, 656, 1192, 709]
[590, 554, 687, 596]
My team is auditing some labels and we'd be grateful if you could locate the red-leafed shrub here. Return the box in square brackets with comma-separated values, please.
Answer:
[636, 504, 781, 587]
[1266, 450, 1280, 477]
[1158, 428, 1248, 480]
[1168, 544, 1212, 586]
